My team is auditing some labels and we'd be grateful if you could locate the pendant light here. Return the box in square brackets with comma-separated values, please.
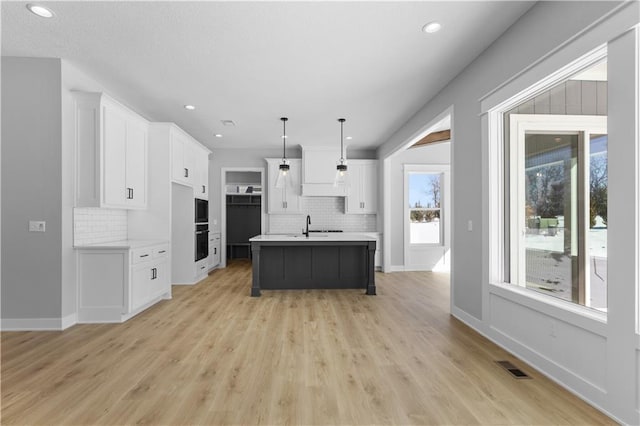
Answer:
[275, 117, 290, 189]
[334, 118, 348, 187]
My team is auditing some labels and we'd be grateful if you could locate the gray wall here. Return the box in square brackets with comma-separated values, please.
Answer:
[389, 142, 450, 267]
[377, 1, 621, 320]
[1, 58, 63, 319]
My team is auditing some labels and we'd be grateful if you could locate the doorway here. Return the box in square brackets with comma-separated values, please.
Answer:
[220, 168, 265, 267]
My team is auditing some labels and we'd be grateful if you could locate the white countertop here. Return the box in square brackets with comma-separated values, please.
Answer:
[249, 233, 376, 242]
[74, 239, 169, 250]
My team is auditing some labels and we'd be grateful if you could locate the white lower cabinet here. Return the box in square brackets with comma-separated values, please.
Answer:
[77, 241, 171, 323]
[195, 258, 209, 280]
[208, 232, 221, 271]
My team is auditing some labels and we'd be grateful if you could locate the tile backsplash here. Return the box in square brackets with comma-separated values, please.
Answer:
[268, 197, 376, 234]
[74, 208, 128, 246]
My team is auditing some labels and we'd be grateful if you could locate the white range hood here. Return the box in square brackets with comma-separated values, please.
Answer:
[301, 146, 347, 196]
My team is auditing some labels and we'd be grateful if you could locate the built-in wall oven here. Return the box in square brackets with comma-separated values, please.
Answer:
[195, 224, 209, 262]
[195, 199, 208, 224]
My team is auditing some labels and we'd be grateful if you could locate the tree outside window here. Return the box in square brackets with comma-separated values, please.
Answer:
[408, 173, 442, 244]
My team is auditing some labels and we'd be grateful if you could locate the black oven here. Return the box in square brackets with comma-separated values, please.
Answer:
[195, 198, 208, 224]
[195, 224, 209, 262]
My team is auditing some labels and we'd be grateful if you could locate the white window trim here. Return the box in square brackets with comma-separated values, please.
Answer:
[485, 46, 609, 323]
[403, 164, 448, 250]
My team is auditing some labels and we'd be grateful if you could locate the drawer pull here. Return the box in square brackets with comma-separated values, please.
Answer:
[158, 250, 166, 254]
[140, 254, 149, 258]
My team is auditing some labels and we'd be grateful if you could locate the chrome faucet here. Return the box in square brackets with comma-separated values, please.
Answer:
[303, 215, 311, 238]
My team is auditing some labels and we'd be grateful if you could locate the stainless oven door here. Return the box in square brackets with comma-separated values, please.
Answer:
[195, 226, 209, 261]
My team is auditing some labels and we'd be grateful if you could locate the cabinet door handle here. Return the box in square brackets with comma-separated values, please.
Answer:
[151, 267, 157, 280]
[184, 168, 189, 178]
[214, 247, 217, 255]
[126, 188, 133, 199]
[202, 185, 206, 193]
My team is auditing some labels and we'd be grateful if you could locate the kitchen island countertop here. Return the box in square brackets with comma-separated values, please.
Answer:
[249, 233, 376, 242]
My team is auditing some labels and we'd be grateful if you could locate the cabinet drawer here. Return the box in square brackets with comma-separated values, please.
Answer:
[152, 245, 169, 259]
[131, 247, 153, 264]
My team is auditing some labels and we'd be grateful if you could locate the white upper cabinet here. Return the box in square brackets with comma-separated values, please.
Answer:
[345, 160, 378, 214]
[194, 146, 210, 200]
[171, 130, 194, 186]
[124, 120, 148, 208]
[170, 126, 209, 191]
[74, 92, 148, 209]
[266, 158, 301, 214]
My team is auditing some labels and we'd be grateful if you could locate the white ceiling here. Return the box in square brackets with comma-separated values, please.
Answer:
[2, 1, 534, 151]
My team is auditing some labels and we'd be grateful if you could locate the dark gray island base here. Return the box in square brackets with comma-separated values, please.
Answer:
[249, 236, 376, 297]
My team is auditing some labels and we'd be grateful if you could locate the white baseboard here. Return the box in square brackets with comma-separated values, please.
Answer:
[451, 305, 485, 331]
[450, 305, 623, 425]
[61, 313, 78, 330]
[2, 317, 66, 331]
[389, 265, 443, 272]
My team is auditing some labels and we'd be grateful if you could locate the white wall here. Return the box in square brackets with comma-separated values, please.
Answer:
[268, 197, 377, 234]
[378, 2, 639, 423]
[1, 58, 63, 325]
[389, 142, 450, 269]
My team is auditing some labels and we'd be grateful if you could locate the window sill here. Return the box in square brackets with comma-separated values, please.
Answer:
[489, 281, 607, 336]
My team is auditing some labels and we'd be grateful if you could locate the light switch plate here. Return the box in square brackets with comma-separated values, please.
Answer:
[29, 221, 46, 232]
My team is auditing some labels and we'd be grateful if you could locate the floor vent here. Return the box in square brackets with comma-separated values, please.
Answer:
[495, 360, 531, 379]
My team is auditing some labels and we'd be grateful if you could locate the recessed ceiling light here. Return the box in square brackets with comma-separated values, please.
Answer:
[422, 21, 442, 34]
[221, 120, 235, 127]
[346, 136, 353, 140]
[27, 4, 54, 18]
[184, 104, 195, 110]
[215, 134, 223, 138]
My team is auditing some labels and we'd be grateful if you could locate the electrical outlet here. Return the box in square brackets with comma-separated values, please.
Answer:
[29, 221, 46, 232]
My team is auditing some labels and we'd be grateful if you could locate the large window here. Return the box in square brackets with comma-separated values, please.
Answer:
[505, 58, 608, 312]
[407, 172, 443, 245]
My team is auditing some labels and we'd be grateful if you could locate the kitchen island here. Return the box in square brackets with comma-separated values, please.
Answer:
[249, 234, 376, 296]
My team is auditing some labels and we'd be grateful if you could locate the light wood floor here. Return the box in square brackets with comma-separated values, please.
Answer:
[2, 260, 612, 425]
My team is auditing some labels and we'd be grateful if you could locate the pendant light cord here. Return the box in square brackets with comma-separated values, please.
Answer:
[339, 118, 345, 163]
[281, 117, 288, 162]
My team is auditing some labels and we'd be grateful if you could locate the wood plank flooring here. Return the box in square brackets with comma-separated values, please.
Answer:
[2, 260, 613, 425]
